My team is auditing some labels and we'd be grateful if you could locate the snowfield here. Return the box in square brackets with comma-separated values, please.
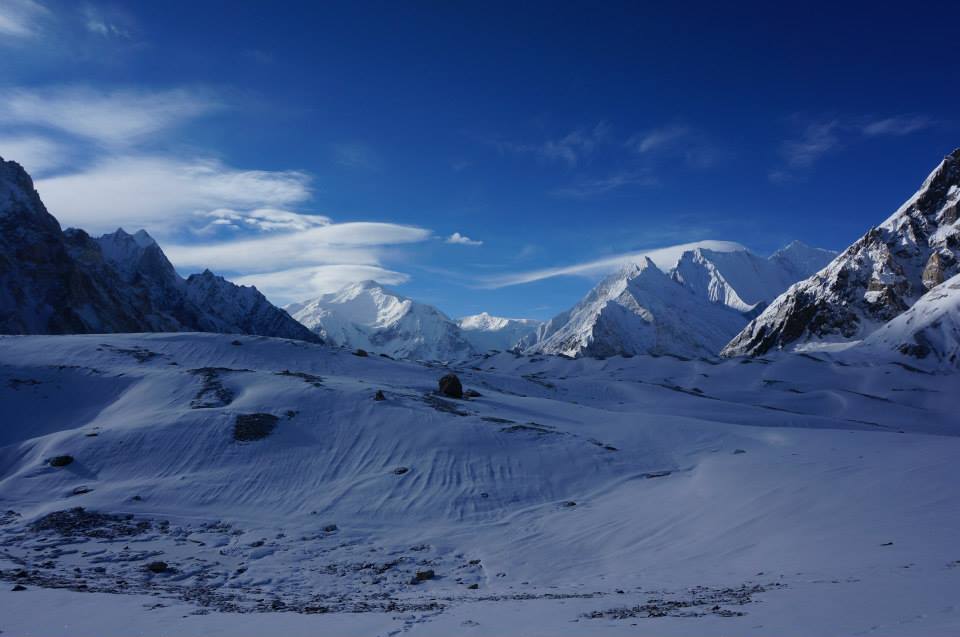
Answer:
[1, 333, 958, 636]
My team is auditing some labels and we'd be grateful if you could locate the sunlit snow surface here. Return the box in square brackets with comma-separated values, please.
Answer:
[0, 333, 958, 636]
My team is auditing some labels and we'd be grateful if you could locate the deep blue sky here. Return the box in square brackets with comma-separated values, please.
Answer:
[1, 1, 958, 318]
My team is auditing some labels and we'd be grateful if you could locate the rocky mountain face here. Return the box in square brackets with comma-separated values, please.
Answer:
[859, 272, 960, 368]
[0, 156, 319, 342]
[529, 242, 834, 359]
[288, 281, 475, 360]
[456, 312, 543, 352]
[723, 148, 960, 357]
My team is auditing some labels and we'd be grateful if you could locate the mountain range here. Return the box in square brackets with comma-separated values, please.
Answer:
[0, 156, 319, 342]
[2, 148, 958, 368]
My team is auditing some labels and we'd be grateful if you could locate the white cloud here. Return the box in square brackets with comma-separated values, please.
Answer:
[861, 116, 931, 137]
[446, 232, 483, 246]
[479, 240, 747, 288]
[0, 87, 220, 146]
[236, 265, 411, 305]
[163, 222, 431, 273]
[0, 0, 48, 39]
[0, 135, 70, 175]
[36, 155, 312, 234]
[201, 208, 332, 233]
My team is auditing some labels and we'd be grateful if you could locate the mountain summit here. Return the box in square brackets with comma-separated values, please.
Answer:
[529, 242, 835, 358]
[723, 148, 960, 357]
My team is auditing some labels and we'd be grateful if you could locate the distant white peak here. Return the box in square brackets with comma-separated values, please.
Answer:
[458, 311, 541, 331]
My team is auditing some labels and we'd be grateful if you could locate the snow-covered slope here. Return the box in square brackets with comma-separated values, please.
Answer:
[671, 242, 834, 314]
[289, 280, 474, 360]
[531, 242, 833, 358]
[859, 271, 960, 368]
[529, 258, 750, 358]
[0, 156, 318, 342]
[0, 333, 958, 636]
[724, 148, 960, 357]
[456, 312, 542, 352]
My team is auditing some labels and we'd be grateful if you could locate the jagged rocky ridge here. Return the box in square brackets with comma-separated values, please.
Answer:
[723, 148, 960, 357]
[0, 156, 319, 342]
[528, 242, 835, 359]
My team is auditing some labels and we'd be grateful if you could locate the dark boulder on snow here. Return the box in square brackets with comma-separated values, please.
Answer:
[438, 373, 463, 398]
[353, 348, 369, 357]
[411, 569, 435, 583]
[233, 413, 279, 442]
[48, 455, 74, 467]
[374, 389, 386, 401]
[145, 561, 169, 573]
[464, 388, 482, 398]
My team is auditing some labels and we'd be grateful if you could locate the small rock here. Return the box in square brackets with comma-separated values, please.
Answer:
[881, 541, 894, 546]
[145, 561, 169, 574]
[468, 559, 481, 565]
[12, 584, 26, 591]
[413, 569, 435, 582]
[562, 500, 577, 507]
[438, 373, 463, 399]
[230, 339, 243, 346]
[233, 413, 279, 442]
[71, 486, 93, 496]
[353, 349, 369, 357]
[643, 470, 672, 479]
[49, 455, 74, 467]
[733, 449, 747, 455]
[464, 389, 482, 398]
[467, 583, 479, 589]
[374, 390, 386, 401]
[392, 466, 409, 475]
[323, 524, 338, 533]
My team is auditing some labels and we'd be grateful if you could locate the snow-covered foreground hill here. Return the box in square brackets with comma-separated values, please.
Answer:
[0, 333, 958, 636]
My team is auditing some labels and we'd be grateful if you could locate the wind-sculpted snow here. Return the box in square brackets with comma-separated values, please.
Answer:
[724, 148, 960, 357]
[1, 333, 958, 635]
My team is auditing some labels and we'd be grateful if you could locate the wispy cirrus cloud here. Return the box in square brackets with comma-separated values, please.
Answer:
[771, 114, 937, 183]
[861, 115, 932, 137]
[0, 86, 221, 146]
[479, 240, 747, 288]
[490, 122, 611, 167]
[446, 232, 483, 246]
[551, 170, 657, 199]
[331, 142, 380, 169]
[83, 4, 133, 39]
[0, 0, 49, 39]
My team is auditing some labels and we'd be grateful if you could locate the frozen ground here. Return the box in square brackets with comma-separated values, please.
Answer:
[0, 333, 958, 636]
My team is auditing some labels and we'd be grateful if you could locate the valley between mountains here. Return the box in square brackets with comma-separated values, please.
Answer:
[0, 150, 958, 636]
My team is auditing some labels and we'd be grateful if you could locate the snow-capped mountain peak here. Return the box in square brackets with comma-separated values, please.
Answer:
[457, 312, 543, 352]
[289, 281, 475, 360]
[723, 148, 960, 357]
